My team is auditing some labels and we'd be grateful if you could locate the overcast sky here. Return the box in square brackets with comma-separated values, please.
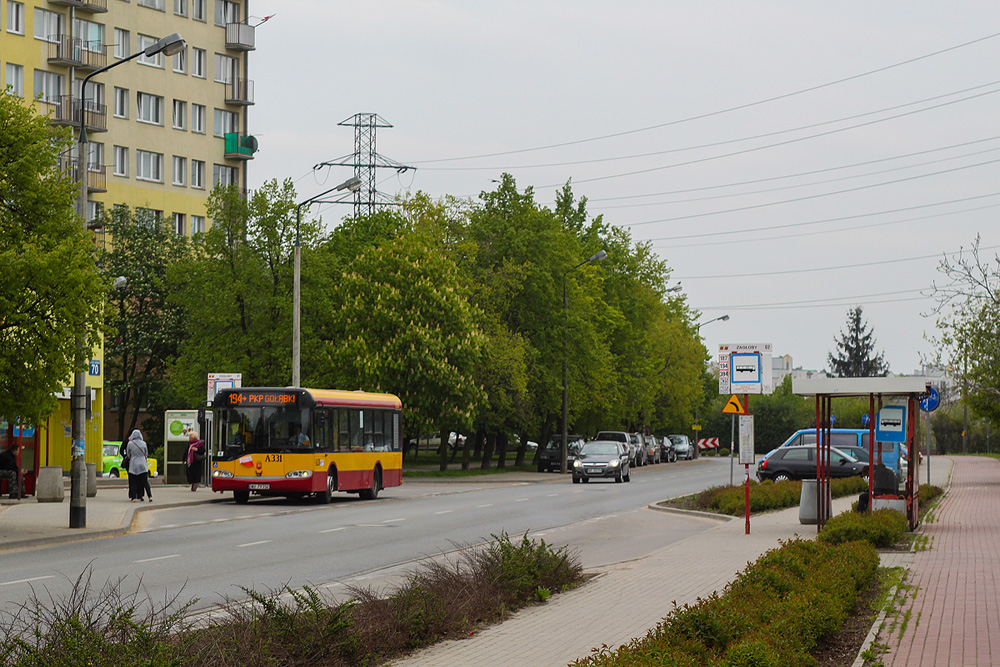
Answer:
[246, 1, 1000, 377]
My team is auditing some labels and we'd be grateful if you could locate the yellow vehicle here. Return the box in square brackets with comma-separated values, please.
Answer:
[102, 441, 158, 478]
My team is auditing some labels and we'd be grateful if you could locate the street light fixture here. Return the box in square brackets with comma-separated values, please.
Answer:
[697, 314, 730, 330]
[69, 33, 186, 530]
[292, 176, 363, 387]
[561, 250, 608, 474]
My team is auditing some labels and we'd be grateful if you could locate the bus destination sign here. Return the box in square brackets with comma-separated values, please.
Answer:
[227, 391, 298, 406]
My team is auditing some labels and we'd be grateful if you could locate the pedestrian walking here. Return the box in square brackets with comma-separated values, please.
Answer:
[186, 430, 206, 491]
[126, 429, 152, 502]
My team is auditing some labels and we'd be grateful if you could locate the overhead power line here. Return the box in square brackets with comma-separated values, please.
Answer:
[411, 30, 1000, 165]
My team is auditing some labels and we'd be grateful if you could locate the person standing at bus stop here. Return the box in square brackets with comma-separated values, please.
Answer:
[186, 430, 206, 492]
[126, 429, 151, 502]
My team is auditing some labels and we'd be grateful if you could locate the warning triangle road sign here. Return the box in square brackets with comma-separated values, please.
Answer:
[722, 394, 746, 415]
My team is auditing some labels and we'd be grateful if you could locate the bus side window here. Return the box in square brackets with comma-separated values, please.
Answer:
[350, 409, 364, 451]
[314, 409, 331, 451]
[337, 409, 350, 452]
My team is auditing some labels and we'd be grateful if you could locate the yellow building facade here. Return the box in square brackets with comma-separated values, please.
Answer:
[1, 0, 255, 471]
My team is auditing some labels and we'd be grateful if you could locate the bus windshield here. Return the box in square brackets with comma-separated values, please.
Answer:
[217, 405, 312, 459]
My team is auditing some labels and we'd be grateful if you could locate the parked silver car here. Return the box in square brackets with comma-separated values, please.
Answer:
[669, 434, 696, 460]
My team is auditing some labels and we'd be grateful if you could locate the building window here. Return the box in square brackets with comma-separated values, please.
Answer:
[74, 78, 103, 108]
[137, 35, 164, 68]
[87, 201, 103, 224]
[191, 160, 205, 189]
[113, 145, 128, 177]
[174, 0, 186, 16]
[138, 0, 165, 9]
[137, 92, 163, 124]
[7, 1, 24, 35]
[113, 87, 128, 118]
[173, 212, 186, 235]
[212, 163, 237, 188]
[192, 0, 205, 21]
[136, 150, 163, 182]
[172, 156, 185, 185]
[213, 108, 238, 137]
[191, 48, 206, 78]
[215, 0, 238, 26]
[5, 63, 23, 97]
[33, 8, 61, 43]
[113, 28, 129, 59]
[214, 53, 238, 84]
[191, 103, 205, 133]
[87, 142, 104, 170]
[74, 18, 103, 52]
[191, 214, 205, 234]
[33, 69, 63, 103]
[136, 207, 163, 229]
[172, 99, 186, 129]
[173, 48, 187, 74]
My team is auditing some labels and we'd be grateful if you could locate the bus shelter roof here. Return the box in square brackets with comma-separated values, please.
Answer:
[792, 376, 933, 398]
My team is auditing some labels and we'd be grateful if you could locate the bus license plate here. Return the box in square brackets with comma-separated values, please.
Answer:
[249, 483, 270, 490]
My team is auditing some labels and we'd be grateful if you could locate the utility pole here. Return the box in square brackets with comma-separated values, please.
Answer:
[313, 113, 415, 219]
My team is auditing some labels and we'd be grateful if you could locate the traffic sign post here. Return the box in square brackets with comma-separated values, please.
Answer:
[920, 386, 939, 485]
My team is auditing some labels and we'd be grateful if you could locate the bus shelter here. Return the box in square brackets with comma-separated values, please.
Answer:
[792, 376, 932, 531]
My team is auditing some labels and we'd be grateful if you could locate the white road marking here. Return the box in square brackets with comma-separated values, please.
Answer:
[434, 510, 453, 515]
[515, 498, 528, 502]
[237, 540, 272, 548]
[0, 576, 54, 586]
[545, 493, 559, 497]
[382, 518, 406, 523]
[319, 527, 347, 533]
[134, 554, 180, 563]
[477, 503, 493, 508]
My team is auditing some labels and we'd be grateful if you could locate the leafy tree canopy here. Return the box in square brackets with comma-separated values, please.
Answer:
[0, 93, 106, 423]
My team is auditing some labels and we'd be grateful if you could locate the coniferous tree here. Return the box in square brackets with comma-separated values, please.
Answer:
[827, 306, 889, 377]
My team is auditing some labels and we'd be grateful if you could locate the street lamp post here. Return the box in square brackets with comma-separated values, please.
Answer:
[697, 314, 730, 330]
[561, 250, 608, 474]
[292, 177, 363, 387]
[70, 33, 186, 529]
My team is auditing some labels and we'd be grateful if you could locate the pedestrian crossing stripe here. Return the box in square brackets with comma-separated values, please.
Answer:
[722, 394, 746, 415]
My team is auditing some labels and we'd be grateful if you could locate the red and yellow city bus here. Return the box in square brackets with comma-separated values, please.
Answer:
[210, 387, 402, 504]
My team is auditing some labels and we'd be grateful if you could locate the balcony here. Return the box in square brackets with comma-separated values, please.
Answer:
[59, 157, 108, 193]
[225, 77, 254, 106]
[49, 0, 107, 12]
[49, 36, 107, 70]
[225, 23, 255, 51]
[48, 96, 107, 133]
[224, 133, 258, 160]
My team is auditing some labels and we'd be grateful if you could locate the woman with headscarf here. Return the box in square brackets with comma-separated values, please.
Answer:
[186, 430, 206, 491]
[126, 429, 152, 502]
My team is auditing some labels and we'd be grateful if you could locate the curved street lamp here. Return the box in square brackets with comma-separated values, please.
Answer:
[70, 33, 186, 529]
[697, 314, 730, 330]
[561, 250, 608, 474]
[292, 177, 363, 387]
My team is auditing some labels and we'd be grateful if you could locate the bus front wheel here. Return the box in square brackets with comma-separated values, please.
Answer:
[359, 468, 381, 500]
[319, 468, 337, 504]
[234, 490, 250, 504]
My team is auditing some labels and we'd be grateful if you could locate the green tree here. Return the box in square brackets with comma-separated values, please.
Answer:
[929, 236, 1000, 428]
[318, 232, 486, 471]
[827, 305, 888, 377]
[98, 206, 189, 438]
[168, 181, 299, 404]
[0, 92, 106, 424]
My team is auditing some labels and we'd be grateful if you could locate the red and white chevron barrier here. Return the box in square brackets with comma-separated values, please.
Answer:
[697, 437, 720, 450]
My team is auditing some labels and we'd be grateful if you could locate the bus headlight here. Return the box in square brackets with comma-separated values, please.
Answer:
[212, 470, 234, 478]
[285, 470, 313, 479]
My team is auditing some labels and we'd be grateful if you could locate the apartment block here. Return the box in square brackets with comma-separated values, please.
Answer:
[1, 0, 255, 233]
[0, 0, 255, 477]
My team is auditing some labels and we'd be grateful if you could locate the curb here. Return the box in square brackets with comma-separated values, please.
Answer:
[647, 503, 734, 522]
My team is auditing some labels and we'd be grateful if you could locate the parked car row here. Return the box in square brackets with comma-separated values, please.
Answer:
[535, 430, 697, 476]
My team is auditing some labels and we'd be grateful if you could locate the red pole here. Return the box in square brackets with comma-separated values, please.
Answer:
[744, 394, 750, 535]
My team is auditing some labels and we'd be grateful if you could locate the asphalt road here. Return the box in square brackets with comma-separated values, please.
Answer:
[0, 457, 735, 616]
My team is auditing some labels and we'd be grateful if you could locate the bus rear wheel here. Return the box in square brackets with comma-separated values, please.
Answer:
[234, 490, 250, 504]
[359, 468, 381, 500]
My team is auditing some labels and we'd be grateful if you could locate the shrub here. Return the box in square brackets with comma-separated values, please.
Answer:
[689, 476, 869, 517]
[818, 508, 909, 548]
[573, 539, 879, 667]
[918, 484, 943, 505]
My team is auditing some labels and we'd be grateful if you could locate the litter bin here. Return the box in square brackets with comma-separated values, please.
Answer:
[799, 479, 831, 525]
[36, 466, 65, 503]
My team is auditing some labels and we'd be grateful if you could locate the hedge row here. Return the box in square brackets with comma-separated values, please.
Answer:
[690, 477, 869, 516]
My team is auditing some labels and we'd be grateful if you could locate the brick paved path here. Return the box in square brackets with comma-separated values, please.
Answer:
[884, 456, 1000, 667]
